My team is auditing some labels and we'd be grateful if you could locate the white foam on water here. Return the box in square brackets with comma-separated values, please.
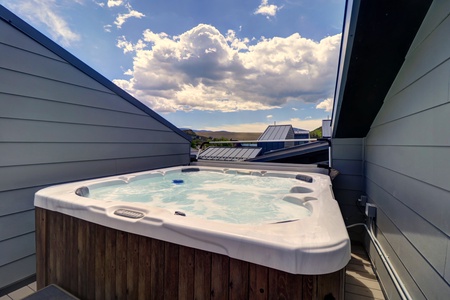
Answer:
[89, 171, 311, 224]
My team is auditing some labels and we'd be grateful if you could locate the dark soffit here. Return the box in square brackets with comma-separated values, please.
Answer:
[333, 0, 432, 138]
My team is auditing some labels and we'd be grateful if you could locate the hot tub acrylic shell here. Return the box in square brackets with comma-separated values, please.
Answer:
[34, 166, 350, 275]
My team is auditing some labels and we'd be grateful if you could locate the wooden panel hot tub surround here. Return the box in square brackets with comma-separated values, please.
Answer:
[36, 208, 345, 299]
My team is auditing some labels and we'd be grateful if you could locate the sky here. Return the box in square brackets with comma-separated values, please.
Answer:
[0, 0, 345, 132]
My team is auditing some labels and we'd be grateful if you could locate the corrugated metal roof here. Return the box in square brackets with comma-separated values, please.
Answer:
[248, 141, 329, 163]
[258, 125, 293, 140]
[293, 128, 309, 134]
[198, 147, 262, 161]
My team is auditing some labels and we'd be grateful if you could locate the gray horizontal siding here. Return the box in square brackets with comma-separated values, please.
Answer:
[332, 138, 364, 194]
[0, 20, 64, 62]
[369, 103, 450, 147]
[367, 200, 450, 299]
[0, 143, 186, 167]
[0, 68, 147, 115]
[0, 154, 189, 192]
[365, 145, 449, 191]
[365, 161, 449, 235]
[366, 168, 448, 276]
[0, 233, 35, 267]
[0, 187, 39, 216]
[0, 9, 189, 292]
[0, 119, 180, 143]
[0, 42, 111, 92]
[331, 138, 365, 241]
[408, 1, 450, 56]
[332, 143, 363, 161]
[366, 228, 425, 300]
[364, 1, 450, 298]
[373, 59, 450, 127]
[0, 255, 35, 290]
[386, 9, 450, 97]
[0, 210, 35, 241]
[0, 94, 168, 130]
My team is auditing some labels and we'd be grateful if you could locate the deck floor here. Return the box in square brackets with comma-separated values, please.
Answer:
[2, 245, 385, 300]
[0, 282, 36, 300]
[346, 244, 386, 300]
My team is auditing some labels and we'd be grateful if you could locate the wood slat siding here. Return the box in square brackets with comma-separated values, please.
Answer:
[364, 1, 450, 299]
[0, 12, 189, 292]
[331, 138, 366, 241]
[36, 208, 346, 300]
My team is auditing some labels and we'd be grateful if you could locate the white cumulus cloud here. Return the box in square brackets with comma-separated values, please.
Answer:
[107, 0, 123, 7]
[114, 3, 145, 28]
[114, 24, 341, 114]
[254, 0, 282, 18]
[316, 97, 333, 112]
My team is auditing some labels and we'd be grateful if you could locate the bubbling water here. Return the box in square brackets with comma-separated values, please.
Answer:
[89, 171, 311, 224]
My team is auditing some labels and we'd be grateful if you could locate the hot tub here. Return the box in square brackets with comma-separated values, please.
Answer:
[35, 166, 350, 299]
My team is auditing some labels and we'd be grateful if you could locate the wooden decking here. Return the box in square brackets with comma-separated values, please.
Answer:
[0, 282, 36, 300]
[346, 244, 386, 300]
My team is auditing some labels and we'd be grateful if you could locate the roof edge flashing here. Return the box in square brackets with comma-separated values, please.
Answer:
[331, 0, 360, 138]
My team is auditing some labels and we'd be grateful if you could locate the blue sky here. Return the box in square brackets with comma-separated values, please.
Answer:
[0, 0, 345, 132]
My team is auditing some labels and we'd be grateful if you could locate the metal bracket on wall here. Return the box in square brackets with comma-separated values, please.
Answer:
[358, 195, 367, 206]
[365, 203, 377, 218]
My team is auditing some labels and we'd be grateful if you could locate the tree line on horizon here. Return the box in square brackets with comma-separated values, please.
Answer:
[183, 127, 323, 149]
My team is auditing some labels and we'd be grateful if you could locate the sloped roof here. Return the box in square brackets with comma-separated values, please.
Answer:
[258, 125, 293, 140]
[248, 141, 328, 163]
[198, 147, 262, 161]
[293, 128, 309, 134]
[331, 0, 432, 138]
[0, 5, 189, 141]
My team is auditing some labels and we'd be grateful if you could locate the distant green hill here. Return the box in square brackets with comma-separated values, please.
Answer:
[310, 127, 322, 138]
[182, 129, 197, 137]
[184, 127, 326, 148]
[182, 129, 262, 149]
[195, 130, 261, 140]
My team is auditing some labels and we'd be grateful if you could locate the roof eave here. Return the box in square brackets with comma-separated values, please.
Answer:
[331, 0, 360, 138]
[331, 0, 432, 138]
